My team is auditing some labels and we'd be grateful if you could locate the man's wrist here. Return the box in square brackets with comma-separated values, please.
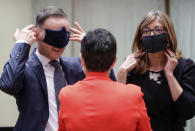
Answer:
[119, 65, 128, 74]
[165, 71, 174, 78]
[16, 40, 29, 44]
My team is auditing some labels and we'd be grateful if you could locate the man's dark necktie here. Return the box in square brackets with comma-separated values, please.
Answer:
[49, 60, 66, 112]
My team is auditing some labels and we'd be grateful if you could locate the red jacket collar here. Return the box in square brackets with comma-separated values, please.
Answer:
[84, 72, 110, 81]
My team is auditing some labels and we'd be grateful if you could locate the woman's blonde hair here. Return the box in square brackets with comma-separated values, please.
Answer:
[132, 10, 182, 74]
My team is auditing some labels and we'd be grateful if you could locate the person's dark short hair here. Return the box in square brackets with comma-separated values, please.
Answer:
[81, 28, 116, 72]
[36, 6, 67, 27]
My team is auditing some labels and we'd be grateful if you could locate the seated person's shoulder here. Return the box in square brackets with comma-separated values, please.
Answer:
[114, 83, 144, 106]
[126, 83, 141, 91]
[59, 84, 76, 97]
[114, 82, 142, 96]
[124, 84, 143, 98]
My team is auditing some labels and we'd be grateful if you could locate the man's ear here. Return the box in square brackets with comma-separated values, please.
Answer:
[36, 28, 45, 41]
[80, 53, 85, 67]
[80, 53, 88, 74]
[110, 56, 117, 69]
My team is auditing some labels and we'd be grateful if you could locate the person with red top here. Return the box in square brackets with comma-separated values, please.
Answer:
[58, 28, 151, 131]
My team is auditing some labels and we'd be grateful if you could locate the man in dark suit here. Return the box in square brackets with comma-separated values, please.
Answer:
[0, 6, 115, 131]
[58, 29, 151, 131]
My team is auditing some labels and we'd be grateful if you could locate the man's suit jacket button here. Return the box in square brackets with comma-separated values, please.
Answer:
[16, 54, 19, 60]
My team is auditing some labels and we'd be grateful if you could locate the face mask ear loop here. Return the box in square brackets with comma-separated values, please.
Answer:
[141, 44, 146, 52]
[165, 33, 172, 49]
[139, 34, 144, 52]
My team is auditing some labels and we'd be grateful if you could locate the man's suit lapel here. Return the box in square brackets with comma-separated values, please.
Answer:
[60, 58, 72, 85]
[60, 57, 85, 85]
[28, 49, 48, 99]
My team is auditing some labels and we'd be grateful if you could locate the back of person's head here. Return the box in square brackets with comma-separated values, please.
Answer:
[81, 28, 116, 72]
[36, 6, 67, 27]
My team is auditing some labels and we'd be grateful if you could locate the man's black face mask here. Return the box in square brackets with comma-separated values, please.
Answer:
[43, 27, 70, 48]
[142, 33, 169, 53]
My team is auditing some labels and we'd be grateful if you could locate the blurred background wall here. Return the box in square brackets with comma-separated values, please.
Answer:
[0, 0, 194, 130]
[0, 0, 33, 127]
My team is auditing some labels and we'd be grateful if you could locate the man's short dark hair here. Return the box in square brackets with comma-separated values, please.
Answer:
[36, 6, 67, 27]
[81, 28, 116, 72]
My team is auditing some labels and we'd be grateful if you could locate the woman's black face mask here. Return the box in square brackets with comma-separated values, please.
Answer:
[142, 33, 169, 53]
[43, 27, 70, 48]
